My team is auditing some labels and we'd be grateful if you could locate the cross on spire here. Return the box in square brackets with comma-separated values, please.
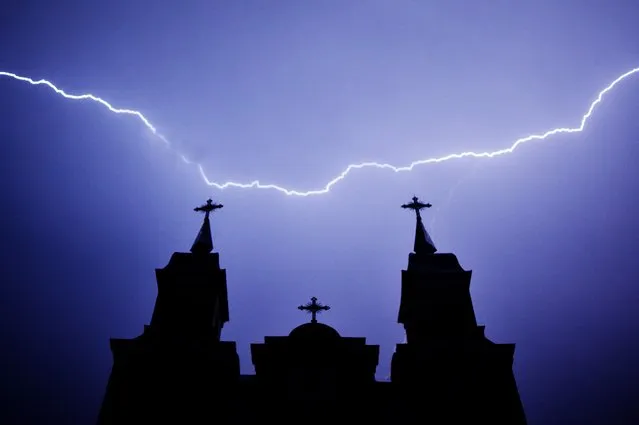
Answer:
[190, 198, 223, 254]
[194, 198, 223, 218]
[401, 195, 437, 255]
[297, 297, 330, 324]
[401, 196, 432, 219]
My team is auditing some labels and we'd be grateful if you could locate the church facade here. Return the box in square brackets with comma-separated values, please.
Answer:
[97, 197, 527, 424]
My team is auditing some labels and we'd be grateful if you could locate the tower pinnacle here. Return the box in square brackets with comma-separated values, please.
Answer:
[401, 196, 437, 254]
[191, 198, 223, 254]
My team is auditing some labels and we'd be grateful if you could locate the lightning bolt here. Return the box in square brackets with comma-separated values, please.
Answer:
[1, 67, 638, 197]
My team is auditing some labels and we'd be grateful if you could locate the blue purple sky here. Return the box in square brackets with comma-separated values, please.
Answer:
[1, 1, 639, 424]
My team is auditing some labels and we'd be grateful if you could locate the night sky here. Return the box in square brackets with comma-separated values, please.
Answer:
[1, 2, 639, 424]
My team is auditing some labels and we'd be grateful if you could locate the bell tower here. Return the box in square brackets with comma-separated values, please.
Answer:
[150, 199, 229, 339]
[391, 196, 527, 424]
[396, 196, 477, 343]
[97, 199, 239, 425]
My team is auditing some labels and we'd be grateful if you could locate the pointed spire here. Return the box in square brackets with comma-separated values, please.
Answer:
[414, 210, 437, 254]
[191, 199, 223, 254]
[401, 196, 437, 254]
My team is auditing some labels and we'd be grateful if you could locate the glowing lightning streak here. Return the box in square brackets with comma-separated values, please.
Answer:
[1, 67, 638, 196]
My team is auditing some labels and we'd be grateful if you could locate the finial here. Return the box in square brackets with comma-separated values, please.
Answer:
[401, 195, 437, 255]
[190, 198, 223, 254]
[193, 198, 223, 217]
[297, 296, 331, 324]
[401, 196, 432, 218]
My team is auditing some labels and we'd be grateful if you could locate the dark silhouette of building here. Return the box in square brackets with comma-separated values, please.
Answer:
[97, 197, 527, 424]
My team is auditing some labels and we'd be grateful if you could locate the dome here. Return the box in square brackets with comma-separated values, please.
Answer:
[288, 322, 341, 342]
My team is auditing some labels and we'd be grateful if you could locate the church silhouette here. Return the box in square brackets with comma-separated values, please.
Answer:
[97, 197, 527, 424]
